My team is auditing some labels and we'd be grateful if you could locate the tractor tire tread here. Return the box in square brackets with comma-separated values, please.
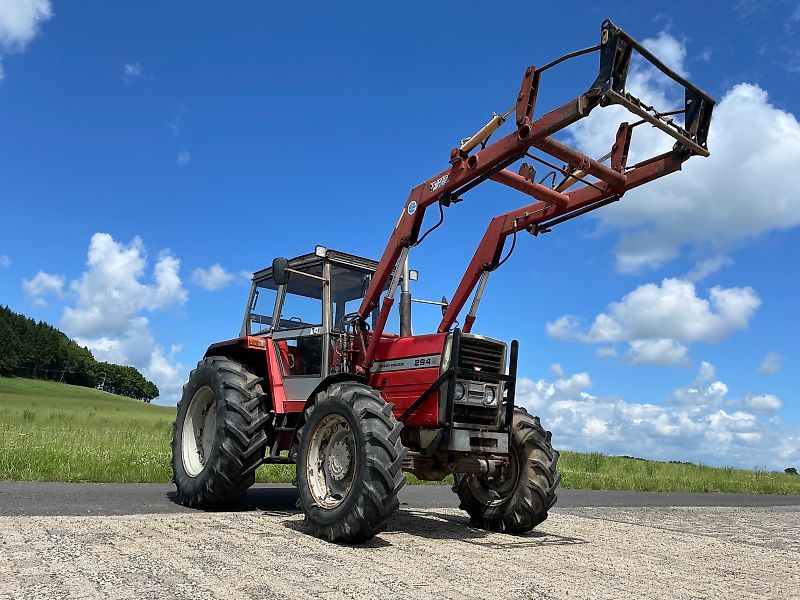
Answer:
[296, 382, 405, 543]
[455, 408, 559, 533]
[172, 357, 271, 509]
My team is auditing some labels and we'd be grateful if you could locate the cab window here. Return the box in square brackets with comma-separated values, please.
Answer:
[277, 263, 323, 330]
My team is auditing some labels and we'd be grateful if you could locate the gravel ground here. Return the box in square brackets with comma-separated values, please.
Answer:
[1, 505, 798, 600]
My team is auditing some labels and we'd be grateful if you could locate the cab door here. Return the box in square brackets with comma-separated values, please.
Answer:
[271, 262, 330, 402]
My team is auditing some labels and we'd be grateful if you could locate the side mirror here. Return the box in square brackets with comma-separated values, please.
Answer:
[272, 257, 290, 285]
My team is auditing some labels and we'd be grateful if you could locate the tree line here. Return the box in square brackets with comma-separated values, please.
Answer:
[0, 305, 159, 402]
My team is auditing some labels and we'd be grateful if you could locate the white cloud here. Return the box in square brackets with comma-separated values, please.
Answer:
[640, 31, 687, 77]
[516, 362, 797, 470]
[595, 346, 618, 359]
[60, 233, 188, 402]
[566, 32, 800, 273]
[545, 315, 581, 341]
[745, 394, 783, 412]
[0, 254, 10, 268]
[177, 150, 191, 166]
[192, 263, 238, 291]
[21, 270, 64, 306]
[684, 256, 733, 283]
[626, 339, 689, 366]
[122, 61, 141, 84]
[669, 361, 728, 407]
[78, 318, 186, 404]
[62, 233, 187, 337]
[0, 0, 52, 51]
[0, 0, 52, 82]
[546, 278, 760, 365]
[758, 351, 783, 374]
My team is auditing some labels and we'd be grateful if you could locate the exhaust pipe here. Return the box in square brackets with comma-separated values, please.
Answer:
[399, 254, 412, 337]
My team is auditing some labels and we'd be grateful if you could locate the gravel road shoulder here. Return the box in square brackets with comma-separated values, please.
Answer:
[1, 505, 798, 600]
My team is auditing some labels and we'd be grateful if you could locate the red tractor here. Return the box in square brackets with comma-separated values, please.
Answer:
[172, 20, 713, 542]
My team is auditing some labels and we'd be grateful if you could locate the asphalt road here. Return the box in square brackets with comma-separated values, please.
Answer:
[1, 481, 799, 516]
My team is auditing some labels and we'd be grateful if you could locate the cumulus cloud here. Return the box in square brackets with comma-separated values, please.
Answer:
[546, 278, 760, 365]
[669, 361, 728, 406]
[545, 315, 581, 341]
[62, 234, 187, 337]
[60, 233, 188, 402]
[177, 150, 191, 166]
[758, 351, 783, 374]
[745, 394, 783, 412]
[566, 32, 800, 273]
[122, 61, 141, 84]
[516, 362, 797, 470]
[191, 263, 239, 291]
[626, 338, 689, 366]
[21, 270, 64, 306]
[0, 0, 52, 81]
[0, 254, 10, 268]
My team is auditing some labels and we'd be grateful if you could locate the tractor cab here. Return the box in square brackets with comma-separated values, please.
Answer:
[240, 247, 386, 398]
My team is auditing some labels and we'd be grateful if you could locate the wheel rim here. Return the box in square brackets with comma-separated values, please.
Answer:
[467, 444, 520, 506]
[182, 386, 217, 477]
[306, 413, 356, 509]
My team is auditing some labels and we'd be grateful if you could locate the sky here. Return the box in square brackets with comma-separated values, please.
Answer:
[1, 1, 798, 470]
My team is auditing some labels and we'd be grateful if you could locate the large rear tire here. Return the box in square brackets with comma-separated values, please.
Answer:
[172, 356, 270, 508]
[295, 382, 405, 543]
[455, 408, 560, 533]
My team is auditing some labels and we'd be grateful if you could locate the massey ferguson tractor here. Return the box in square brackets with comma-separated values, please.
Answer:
[172, 20, 713, 542]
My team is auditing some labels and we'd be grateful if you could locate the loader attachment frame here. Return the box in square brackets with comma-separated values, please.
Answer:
[355, 19, 714, 372]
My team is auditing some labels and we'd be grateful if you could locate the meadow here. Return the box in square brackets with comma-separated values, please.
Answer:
[2, 377, 799, 494]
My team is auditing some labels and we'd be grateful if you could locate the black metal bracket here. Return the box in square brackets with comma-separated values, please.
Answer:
[505, 340, 519, 447]
[592, 19, 714, 156]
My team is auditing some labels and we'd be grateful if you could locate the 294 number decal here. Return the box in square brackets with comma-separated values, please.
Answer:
[414, 357, 434, 367]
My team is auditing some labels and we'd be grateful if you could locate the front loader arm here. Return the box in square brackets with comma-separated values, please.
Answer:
[356, 19, 714, 372]
[438, 148, 688, 333]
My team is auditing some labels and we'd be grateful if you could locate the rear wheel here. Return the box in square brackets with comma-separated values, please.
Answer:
[455, 408, 560, 532]
[172, 357, 270, 508]
[296, 382, 405, 543]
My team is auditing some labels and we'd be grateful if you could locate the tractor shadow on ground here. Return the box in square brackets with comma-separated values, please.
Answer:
[165, 486, 301, 514]
[383, 508, 588, 548]
[277, 505, 586, 548]
[166, 489, 587, 548]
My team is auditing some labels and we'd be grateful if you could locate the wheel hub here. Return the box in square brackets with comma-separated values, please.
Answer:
[468, 445, 520, 506]
[327, 439, 352, 481]
[305, 414, 356, 509]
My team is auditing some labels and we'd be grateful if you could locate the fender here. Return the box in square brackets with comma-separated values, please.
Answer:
[204, 337, 271, 387]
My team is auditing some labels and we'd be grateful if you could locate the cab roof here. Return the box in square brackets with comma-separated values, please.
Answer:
[251, 249, 379, 283]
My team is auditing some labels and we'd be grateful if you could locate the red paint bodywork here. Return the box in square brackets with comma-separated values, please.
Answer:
[206, 334, 448, 428]
[369, 332, 447, 428]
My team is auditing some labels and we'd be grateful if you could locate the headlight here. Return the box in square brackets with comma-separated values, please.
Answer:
[483, 386, 497, 405]
[453, 381, 466, 401]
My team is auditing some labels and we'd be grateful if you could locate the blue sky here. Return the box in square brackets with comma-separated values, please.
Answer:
[1, 1, 798, 469]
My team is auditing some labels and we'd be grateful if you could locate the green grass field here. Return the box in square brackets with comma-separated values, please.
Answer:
[1, 377, 799, 494]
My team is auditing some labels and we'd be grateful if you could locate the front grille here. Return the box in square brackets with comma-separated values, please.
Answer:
[458, 335, 505, 373]
[453, 404, 497, 426]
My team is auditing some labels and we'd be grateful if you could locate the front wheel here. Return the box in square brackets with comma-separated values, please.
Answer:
[455, 408, 560, 533]
[295, 382, 405, 543]
[172, 357, 270, 508]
